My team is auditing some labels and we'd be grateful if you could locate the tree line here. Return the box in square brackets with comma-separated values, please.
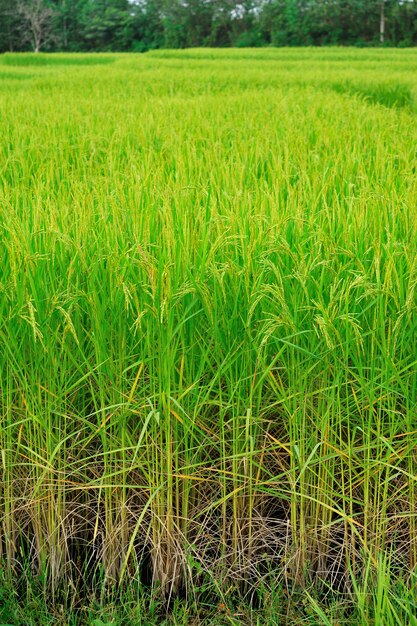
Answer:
[1, 0, 417, 53]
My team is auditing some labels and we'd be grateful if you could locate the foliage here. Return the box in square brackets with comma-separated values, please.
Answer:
[1, 0, 417, 51]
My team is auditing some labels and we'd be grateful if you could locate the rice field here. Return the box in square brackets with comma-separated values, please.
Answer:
[1, 48, 417, 624]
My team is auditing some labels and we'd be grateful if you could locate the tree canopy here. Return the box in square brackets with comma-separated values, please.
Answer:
[1, 0, 417, 52]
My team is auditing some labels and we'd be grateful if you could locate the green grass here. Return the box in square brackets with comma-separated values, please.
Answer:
[1, 52, 117, 66]
[1, 48, 417, 623]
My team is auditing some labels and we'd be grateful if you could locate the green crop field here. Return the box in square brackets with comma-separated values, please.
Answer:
[1, 48, 417, 625]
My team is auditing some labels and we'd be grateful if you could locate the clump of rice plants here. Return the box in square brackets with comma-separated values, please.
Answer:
[1, 48, 417, 622]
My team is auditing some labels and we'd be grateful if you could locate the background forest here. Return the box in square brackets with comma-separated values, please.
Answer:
[1, 0, 417, 53]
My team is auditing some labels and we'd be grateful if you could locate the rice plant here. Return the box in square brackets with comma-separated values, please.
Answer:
[1, 48, 417, 621]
